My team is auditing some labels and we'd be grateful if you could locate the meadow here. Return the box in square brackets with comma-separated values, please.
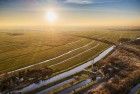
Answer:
[0, 27, 139, 75]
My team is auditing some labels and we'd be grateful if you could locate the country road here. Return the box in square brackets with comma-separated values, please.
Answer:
[14, 46, 115, 93]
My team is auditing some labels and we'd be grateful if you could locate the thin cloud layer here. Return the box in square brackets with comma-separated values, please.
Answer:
[64, 0, 93, 4]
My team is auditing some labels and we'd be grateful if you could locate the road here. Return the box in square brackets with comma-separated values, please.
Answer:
[15, 46, 115, 93]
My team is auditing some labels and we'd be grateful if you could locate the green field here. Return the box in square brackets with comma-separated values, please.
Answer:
[0, 28, 139, 74]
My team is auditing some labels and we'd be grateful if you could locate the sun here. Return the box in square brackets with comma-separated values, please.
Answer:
[46, 10, 58, 23]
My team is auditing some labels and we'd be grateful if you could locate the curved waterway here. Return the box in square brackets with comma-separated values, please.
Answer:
[15, 46, 115, 93]
[58, 79, 92, 94]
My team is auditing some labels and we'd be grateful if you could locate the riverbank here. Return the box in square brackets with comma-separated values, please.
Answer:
[14, 46, 115, 94]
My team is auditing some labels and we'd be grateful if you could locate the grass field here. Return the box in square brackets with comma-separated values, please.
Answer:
[0, 28, 140, 74]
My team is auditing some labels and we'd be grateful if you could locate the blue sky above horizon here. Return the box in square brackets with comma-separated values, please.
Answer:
[0, 0, 140, 27]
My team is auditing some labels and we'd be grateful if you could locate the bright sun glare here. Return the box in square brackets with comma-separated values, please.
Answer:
[46, 10, 58, 23]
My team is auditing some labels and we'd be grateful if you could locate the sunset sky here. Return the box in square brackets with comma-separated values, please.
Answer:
[0, 0, 140, 28]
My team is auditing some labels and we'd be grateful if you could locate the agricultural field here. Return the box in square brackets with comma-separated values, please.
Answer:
[0, 28, 140, 94]
[0, 0, 140, 93]
[0, 28, 140, 74]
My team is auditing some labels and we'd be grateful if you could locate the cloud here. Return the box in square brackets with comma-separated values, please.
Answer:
[64, 0, 93, 4]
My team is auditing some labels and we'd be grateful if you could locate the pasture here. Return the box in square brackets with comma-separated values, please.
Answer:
[0, 28, 139, 74]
